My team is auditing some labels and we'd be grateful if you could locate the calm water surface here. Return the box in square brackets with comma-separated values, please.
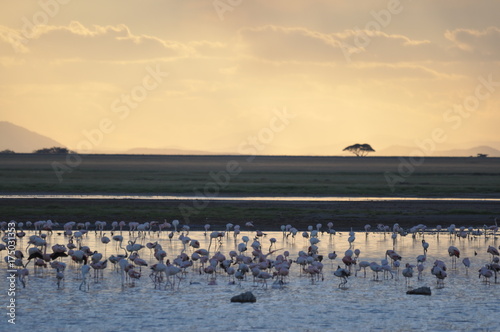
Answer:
[1, 194, 500, 202]
[1, 229, 499, 331]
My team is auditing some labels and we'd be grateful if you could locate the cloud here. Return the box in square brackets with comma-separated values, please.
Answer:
[237, 25, 345, 63]
[237, 25, 441, 64]
[0, 21, 229, 62]
[445, 26, 500, 58]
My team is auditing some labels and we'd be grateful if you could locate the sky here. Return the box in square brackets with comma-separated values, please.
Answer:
[1, 0, 499, 155]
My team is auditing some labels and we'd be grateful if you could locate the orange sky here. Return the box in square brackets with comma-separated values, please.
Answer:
[1, 1, 499, 155]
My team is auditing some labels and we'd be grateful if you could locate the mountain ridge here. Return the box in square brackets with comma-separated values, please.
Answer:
[378, 145, 500, 157]
[0, 121, 65, 153]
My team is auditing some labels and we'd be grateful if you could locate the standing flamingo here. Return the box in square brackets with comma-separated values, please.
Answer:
[402, 263, 414, 287]
[100, 234, 110, 256]
[348, 228, 355, 248]
[487, 246, 499, 262]
[208, 231, 219, 253]
[462, 257, 471, 275]
[478, 266, 493, 284]
[431, 260, 447, 288]
[422, 240, 429, 254]
[448, 246, 460, 269]
[328, 251, 337, 268]
[355, 261, 370, 278]
[334, 265, 350, 288]
[79, 262, 91, 291]
[172, 220, 179, 233]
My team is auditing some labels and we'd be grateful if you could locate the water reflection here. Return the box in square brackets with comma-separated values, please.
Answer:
[1, 194, 499, 202]
[4, 229, 499, 331]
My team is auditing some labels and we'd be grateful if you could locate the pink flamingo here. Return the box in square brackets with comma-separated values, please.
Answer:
[448, 246, 460, 269]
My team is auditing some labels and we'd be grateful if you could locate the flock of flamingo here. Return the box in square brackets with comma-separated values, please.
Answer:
[1, 219, 499, 293]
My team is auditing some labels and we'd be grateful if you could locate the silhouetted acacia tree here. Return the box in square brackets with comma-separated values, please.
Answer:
[343, 144, 375, 157]
[0, 149, 15, 154]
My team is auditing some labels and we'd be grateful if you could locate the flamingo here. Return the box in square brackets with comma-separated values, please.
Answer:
[133, 257, 148, 272]
[56, 270, 64, 289]
[334, 265, 350, 288]
[431, 260, 447, 288]
[342, 250, 356, 272]
[101, 234, 110, 256]
[327, 251, 337, 268]
[386, 250, 402, 267]
[391, 232, 397, 249]
[448, 246, 460, 269]
[149, 263, 167, 288]
[112, 235, 126, 255]
[488, 257, 500, 283]
[487, 245, 499, 262]
[369, 262, 383, 280]
[128, 268, 141, 286]
[79, 262, 91, 291]
[364, 224, 371, 235]
[91, 259, 108, 280]
[479, 266, 493, 284]
[245, 221, 254, 232]
[172, 219, 179, 233]
[417, 263, 425, 280]
[348, 228, 355, 248]
[119, 258, 134, 286]
[355, 261, 370, 277]
[269, 238, 277, 251]
[381, 259, 394, 279]
[257, 270, 273, 288]
[488, 218, 498, 238]
[462, 257, 471, 275]
[422, 240, 429, 254]
[208, 231, 220, 253]
[402, 263, 414, 287]
[233, 225, 241, 240]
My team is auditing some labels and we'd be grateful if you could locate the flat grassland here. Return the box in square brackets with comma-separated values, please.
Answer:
[1, 154, 499, 230]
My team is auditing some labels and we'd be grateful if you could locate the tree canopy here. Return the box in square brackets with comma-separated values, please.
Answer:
[33, 147, 72, 154]
[0, 149, 15, 154]
[343, 143, 375, 157]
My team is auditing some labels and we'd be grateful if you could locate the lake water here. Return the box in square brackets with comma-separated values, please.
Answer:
[1, 228, 498, 331]
[1, 194, 499, 202]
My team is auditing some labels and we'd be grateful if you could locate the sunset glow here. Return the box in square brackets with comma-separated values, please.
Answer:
[1, 1, 499, 155]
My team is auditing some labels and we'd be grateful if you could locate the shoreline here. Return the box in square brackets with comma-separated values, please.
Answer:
[2, 193, 500, 200]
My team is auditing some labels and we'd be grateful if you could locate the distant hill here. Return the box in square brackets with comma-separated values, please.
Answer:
[0, 121, 65, 153]
[125, 147, 222, 155]
[378, 145, 500, 157]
